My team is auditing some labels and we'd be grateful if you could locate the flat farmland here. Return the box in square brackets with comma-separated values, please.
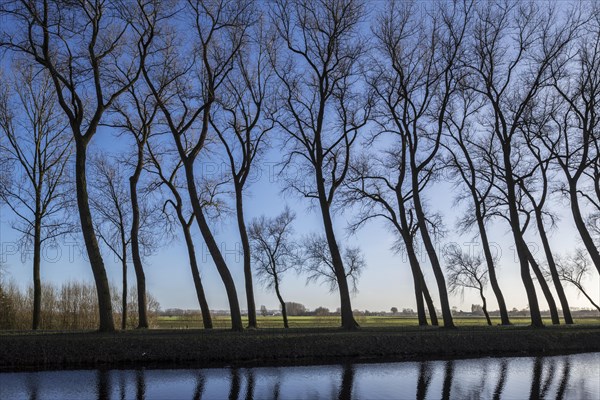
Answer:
[155, 315, 600, 329]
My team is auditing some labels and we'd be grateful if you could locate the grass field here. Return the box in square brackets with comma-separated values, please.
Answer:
[155, 315, 600, 329]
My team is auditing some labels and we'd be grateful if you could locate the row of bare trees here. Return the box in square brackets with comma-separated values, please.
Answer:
[0, 0, 599, 332]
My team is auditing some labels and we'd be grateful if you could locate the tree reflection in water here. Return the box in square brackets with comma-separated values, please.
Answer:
[493, 359, 508, 400]
[441, 360, 454, 400]
[5, 353, 594, 400]
[338, 364, 355, 400]
[245, 368, 255, 400]
[192, 372, 205, 400]
[96, 369, 109, 400]
[556, 358, 571, 400]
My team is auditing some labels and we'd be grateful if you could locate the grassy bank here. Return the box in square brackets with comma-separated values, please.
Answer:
[1, 324, 599, 371]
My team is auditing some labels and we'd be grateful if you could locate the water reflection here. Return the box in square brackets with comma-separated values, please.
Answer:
[96, 370, 109, 400]
[556, 359, 571, 400]
[492, 359, 507, 400]
[338, 364, 354, 400]
[416, 361, 431, 400]
[245, 369, 254, 400]
[1, 353, 596, 400]
[192, 373, 204, 400]
[441, 360, 453, 400]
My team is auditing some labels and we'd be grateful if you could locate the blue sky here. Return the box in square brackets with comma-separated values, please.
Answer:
[1, 120, 599, 314]
[1, 0, 598, 315]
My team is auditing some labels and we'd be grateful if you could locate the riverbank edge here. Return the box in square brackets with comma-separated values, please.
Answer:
[1, 325, 599, 372]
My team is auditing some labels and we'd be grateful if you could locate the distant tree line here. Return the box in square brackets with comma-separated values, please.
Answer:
[0, 0, 599, 332]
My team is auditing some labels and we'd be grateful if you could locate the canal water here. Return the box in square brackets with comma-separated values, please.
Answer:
[0, 352, 598, 399]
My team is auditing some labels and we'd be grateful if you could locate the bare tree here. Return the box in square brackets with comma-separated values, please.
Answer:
[466, 1, 578, 327]
[524, 246, 561, 325]
[146, 145, 213, 329]
[518, 116, 573, 324]
[0, 0, 159, 331]
[542, 5, 600, 274]
[445, 247, 492, 325]
[345, 154, 439, 326]
[211, 23, 275, 328]
[443, 88, 511, 326]
[270, 0, 371, 329]
[248, 207, 297, 328]
[107, 85, 161, 328]
[369, 0, 472, 328]
[90, 152, 160, 329]
[142, 0, 253, 331]
[301, 234, 365, 295]
[89, 155, 132, 330]
[553, 249, 600, 313]
[0, 67, 73, 330]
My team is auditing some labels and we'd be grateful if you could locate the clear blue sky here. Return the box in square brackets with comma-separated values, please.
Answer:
[1, 122, 599, 314]
[1, 0, 598, 314]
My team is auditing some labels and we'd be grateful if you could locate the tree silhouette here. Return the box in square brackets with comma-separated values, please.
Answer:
[211, 22, 275, 328]
[368, 0, 472, 328]
[0, 67, 73, 329]
[0, 0, 160, 331]
[270, 0, 371, 329]
[249, 207, 298, 328]
[142, 0, 254, 331]
[302, 234, 365, 295]
[445, 247, 492, 326]
[146, 145, 214, 329]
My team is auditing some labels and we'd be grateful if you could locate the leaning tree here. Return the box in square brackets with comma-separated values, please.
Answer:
[0, 0, 160, 331]
[142, 0, 255, 331]
[146, 144, 214, 329]
[211, 22, 275, 328]
[369, 0, 472, 328]
[465, 1, 578, 327]
[270, 0, 371, 329]
[344, 153, 440, 326]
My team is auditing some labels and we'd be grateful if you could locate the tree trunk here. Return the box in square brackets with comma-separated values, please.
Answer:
[476, 213, 510, 325]
[75, 138, 115, 332]
[180, 214, 213, 329]
[502, 149, 543, 327]
[274, 279, 288, 329]
[569, 183, 600, 274]
[235, 186, 257, 328]
[411, 187, 455, 328]
[526, 250, 560, 325]
[120, 214, 129, 330]
[183, 160, 243, 331]
[401, 233, 428, 326]
[318, 196, 358, 330]
[32, 219, 42, 330]
[314, 164, 357, 330]
[121, 257, 127, 330]
[479, 289, 492, 326]
[534, 210, 573, 324]
[398, 196, 432, 326]
[421, 277, 439, 326]
[129, 145, 148, 329]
